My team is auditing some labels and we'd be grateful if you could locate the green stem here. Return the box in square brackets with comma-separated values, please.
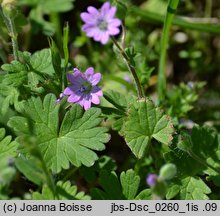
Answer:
[158, 0, 179, 101]
[130, 7, 220, 34]
[0, 8, 19, 61]
[30, 142, 57, 198]
[62, 23, 69, 91]
[8, 18, 19, 60]
[27, 121, 57, 198]
[134, 141, 151, 173]
[50, 13, 62, 48]
[205, 0, 212, 18]
[111, 37, 144, 99]
[188, 150, 220, 175]
[40, 154, 57, 198]
[62, 167, 78, 182]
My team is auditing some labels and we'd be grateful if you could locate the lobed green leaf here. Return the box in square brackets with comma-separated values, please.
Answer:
[8, 94, 110, 173]
[122, 99, 174, 158]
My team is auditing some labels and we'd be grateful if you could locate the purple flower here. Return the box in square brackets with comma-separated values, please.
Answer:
[63, 67, 103, 110]
[80, 2, 121, 44]
[146, 174, 158, 187]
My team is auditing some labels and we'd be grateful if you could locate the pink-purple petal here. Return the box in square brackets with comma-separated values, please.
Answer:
[62, 67, 102, 110]
[100, 32, 109, 44]
[90, 73, 101, 86]
[91, 86, 103, 96]
[108, 27, 120, 35]
[67, 73, 84, 84]
[106, 7, 116, 19]
[83, 100, 92, 110]
[87, 6, 99, 16]
[91, 94, 100, 104]
[81, 2, 121, 45]
[96, 89, 103, 96]
[77, 98, 85, 107]
[109, 18, 121, 27]
[85, 67, 94, 77]
[101, 2, 111, 14]
[63, 87, 72, 95]
[86, 27, 99, 37]
[94, 32, 103, 42]
[68, 94, 82, 103]
[80, 12, 96, 24]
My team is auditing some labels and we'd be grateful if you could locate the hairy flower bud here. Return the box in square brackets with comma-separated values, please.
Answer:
[1, 0, 16, 7]
[1, 0, 17, 19]
[159, 163, 177, 181]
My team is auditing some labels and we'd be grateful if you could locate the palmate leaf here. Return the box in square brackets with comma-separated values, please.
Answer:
[0, 157, 16, 192]
[15, 157, 46, 186]
[91, 169, 151, 200]
[1, 61, 28, 87]
[190, 127, 220, 185]
[8, 94, 110, 173]
[30, 49, 54, 75]
[104, 90, 134, 112]
[122, 99, 174, 158]
[166, 177, 211, 200]
[0, 84, 20, 114]
[0, 128, 18, 191]
[0, 128, 18, 158]
[91, 170, 123, 199]
[164, 140, 203, 177]
[120, 169, 141, 199]
[165, 126, 220, 199]
[32, 181, 90, 200]
[165, 126, 220, 184]
[42, 0, 75, 13]
[103, 90, 135, 131]
[1, 49, 54, 89]
[80, 156, 117, 183]
[18, 0, 75, 13]
[18, 0, 74, 35]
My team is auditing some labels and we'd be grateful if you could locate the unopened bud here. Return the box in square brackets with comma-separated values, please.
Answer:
[159, 163, 177, 181]
[1, 0, 17, 19]
[1, 0, 16, 7]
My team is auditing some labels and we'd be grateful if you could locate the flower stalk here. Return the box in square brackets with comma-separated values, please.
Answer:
[157, 0, 179, 101]
[0, 0, 19, 61]
[111, 37, 144, 99]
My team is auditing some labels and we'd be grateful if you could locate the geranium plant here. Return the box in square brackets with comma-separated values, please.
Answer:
[0, 0, 220, 200]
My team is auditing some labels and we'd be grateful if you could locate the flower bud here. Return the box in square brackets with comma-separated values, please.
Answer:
[159, 163, 177, 181]
[1, 0, 17, 19]
[1, 0, 16, 7]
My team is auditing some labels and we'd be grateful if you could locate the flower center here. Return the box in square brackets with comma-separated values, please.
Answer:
[96, 18, 108, 31]
[79, 81, 92, 94]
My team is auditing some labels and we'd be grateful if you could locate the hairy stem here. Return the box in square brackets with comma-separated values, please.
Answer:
[0, 8, 19, 61]
[40, 154, 57, 198]
[158, 0, 180, 101]
[62, 23, 69, 91]
[62, 167, 78, 182]
[50, 13, 62, 48]
[111, 37, 144, 99]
